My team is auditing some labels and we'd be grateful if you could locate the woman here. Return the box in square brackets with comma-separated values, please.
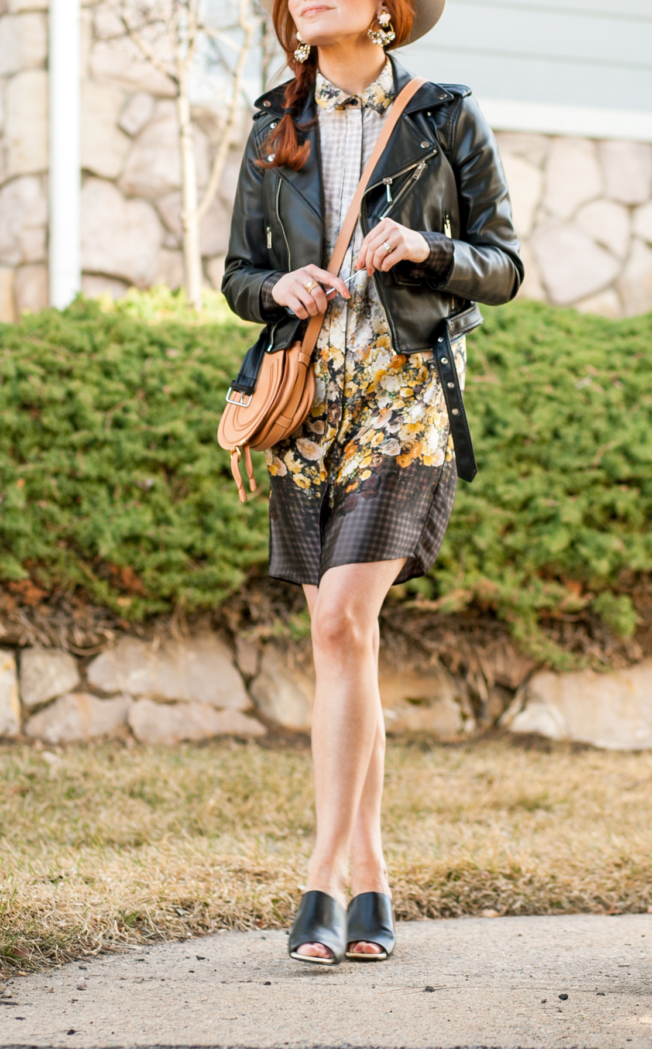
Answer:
[223, 0, 522, 964]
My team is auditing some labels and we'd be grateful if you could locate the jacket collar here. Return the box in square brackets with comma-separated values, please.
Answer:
[252, 56, 455, 212]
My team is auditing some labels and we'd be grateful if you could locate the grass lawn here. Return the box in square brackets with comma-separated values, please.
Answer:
[1, 736, 652, 973]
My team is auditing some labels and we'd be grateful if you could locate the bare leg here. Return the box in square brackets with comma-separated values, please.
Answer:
[295, 559, 404, 960]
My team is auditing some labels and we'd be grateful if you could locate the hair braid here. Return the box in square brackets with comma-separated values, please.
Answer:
[259, 0, 414, 171]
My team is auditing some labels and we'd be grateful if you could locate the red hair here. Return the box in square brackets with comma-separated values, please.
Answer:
[259, 0, 415, 171]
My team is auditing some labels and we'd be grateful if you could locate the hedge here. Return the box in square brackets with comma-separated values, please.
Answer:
[1, 289, 651, 661]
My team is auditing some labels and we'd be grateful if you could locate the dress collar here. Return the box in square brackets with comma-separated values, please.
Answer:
[315, 58, 395, 114]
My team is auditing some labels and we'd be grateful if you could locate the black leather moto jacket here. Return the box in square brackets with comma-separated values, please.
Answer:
[222, 57, 524, 356]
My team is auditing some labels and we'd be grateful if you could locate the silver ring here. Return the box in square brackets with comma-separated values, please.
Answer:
[382, 241, 393, 254]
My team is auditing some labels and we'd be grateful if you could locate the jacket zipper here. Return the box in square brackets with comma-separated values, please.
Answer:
[376, 153, 435, 220]
[266, 226, 272, 250]
[276, 179, 291, 271]
[361, 150, 436, 356]
[443, 212, 452, 238]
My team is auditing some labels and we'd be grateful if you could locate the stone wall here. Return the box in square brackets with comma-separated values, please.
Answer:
[0, 0, 242, 320]
[1, 4, 651, 319]
[496, 132, 652, 316]
[2, 632, 652, 750]
[0, 633, 481, 745]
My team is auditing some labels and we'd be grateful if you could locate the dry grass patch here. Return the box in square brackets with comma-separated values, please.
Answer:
[1, 736, 652, 973]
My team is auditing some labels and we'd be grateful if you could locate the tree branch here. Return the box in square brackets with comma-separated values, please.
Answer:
[197, 0, 258, 222]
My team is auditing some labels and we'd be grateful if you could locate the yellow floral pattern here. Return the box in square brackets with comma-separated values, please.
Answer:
[265, 61, 462, 584]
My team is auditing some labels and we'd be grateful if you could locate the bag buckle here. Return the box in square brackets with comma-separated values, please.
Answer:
[226, 387, 252, 407]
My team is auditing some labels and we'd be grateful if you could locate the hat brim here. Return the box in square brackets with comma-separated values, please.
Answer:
[256, 1, 445, 45]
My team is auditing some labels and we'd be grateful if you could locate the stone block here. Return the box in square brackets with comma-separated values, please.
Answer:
[0, 13, 47, 76]
[81, 178, 162, 287]
[155, 248, 184, 289]
[495, 131, 548, 168]
[617, 238, 652, 317]
[514, 240, 546, 303]
[0, 175, 47, 266]
[87, 634, 251, 710]
[250, 646, 313, 731]
[20, 647, 80, 708]
[128, 699, 265, 744]
[119, 101, 209, 198]
[90, 39, 176, 97]
[500, 152, 542, 237]
[633, 202, 652, 246]
[530, 220, 621, 306]
[82, 273, 129, 299]
[24, 692, 131, 744]
[234, 636, 259, 679]
[379, 662, 466, 736]
[0, 649, 20, 737]
[0, 266, 15, 322]
[574, 289, 622, 318]
[9, 0, 48, 9]
[384, 695, 463, 737]
[119, 91, 155, 137]
[511, 661, 652, 749]
[156, 191, 183, 237]
[199, 193, 230, 257]
[81, 81, 131, 180]
[6, 68, 47, 175]
[509, 701, 569, 742]
[206, 255, 226, 291]
[599, 141, 652, 206]
[543, 138, 602, 220]
[15, 263, 47, 314]
[576, 199, 630, 260]
[217, 148, 245, 208]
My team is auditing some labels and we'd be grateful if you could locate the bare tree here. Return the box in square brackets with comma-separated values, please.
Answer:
[120, 0, 261, 309]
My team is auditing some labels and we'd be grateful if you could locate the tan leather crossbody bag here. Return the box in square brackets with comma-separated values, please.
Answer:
[217, 77, 425, 501]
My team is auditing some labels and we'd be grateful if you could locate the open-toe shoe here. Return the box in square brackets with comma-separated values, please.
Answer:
[288, 890, 347, 966]
[346, 891, 395, 961]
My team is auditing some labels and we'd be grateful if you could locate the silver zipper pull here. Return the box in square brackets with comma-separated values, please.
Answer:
[412, 161, 427, 181]
[443, 213, 452, 238]
[383, 177, 393, 202]
[266, 227, 272, 249]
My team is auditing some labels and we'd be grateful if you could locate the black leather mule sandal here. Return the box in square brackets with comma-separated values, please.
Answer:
[288, 890, 347, 966]
[346, 892, 396, 961]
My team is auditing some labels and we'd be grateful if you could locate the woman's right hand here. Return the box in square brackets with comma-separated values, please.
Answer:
[271, 265, 350, 320]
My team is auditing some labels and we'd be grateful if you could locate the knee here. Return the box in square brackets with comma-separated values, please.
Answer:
[312, 601, 371, 655]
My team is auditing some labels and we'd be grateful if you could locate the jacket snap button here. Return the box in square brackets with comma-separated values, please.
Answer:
[452, 408, 459, 415]
[263, 100, 271, 107]
[441, 357, 448, 364]
[447, 381, 454, 388]
[420, 141, 429, 148]
[270, 122, 277, 128]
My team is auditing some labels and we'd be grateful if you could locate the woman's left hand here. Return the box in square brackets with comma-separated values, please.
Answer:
[356, 218, 429, 276]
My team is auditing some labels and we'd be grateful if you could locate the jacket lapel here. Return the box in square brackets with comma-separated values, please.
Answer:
[364, 58, 453, 190]
[276, 92, 324, 220]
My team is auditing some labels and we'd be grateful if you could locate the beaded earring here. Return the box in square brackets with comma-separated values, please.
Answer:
[368, 9, 396, 47]
[294, 32, 311, 63]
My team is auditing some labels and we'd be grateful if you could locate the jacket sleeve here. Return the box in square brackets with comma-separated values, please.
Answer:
[221, 123, 282, 324]
[440, 94, 524, 305]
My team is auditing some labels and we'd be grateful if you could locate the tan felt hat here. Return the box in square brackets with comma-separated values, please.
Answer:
[257, 1, 446, 45]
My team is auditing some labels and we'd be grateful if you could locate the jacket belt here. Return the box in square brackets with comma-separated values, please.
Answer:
[433, 321, 478, 483]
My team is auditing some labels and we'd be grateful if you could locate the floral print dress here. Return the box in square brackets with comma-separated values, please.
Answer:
[265, 60, 465, 587]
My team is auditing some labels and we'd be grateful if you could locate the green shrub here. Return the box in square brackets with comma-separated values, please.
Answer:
[1, 291, 651, 661]
[425, 301, 652, 660]
[0, 289, 268, 617]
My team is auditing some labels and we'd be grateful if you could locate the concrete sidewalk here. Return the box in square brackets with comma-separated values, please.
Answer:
[2, 914, 652, 1048]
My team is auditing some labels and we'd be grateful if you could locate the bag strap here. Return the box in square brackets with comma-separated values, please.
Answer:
[298, 76, 426, 359]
